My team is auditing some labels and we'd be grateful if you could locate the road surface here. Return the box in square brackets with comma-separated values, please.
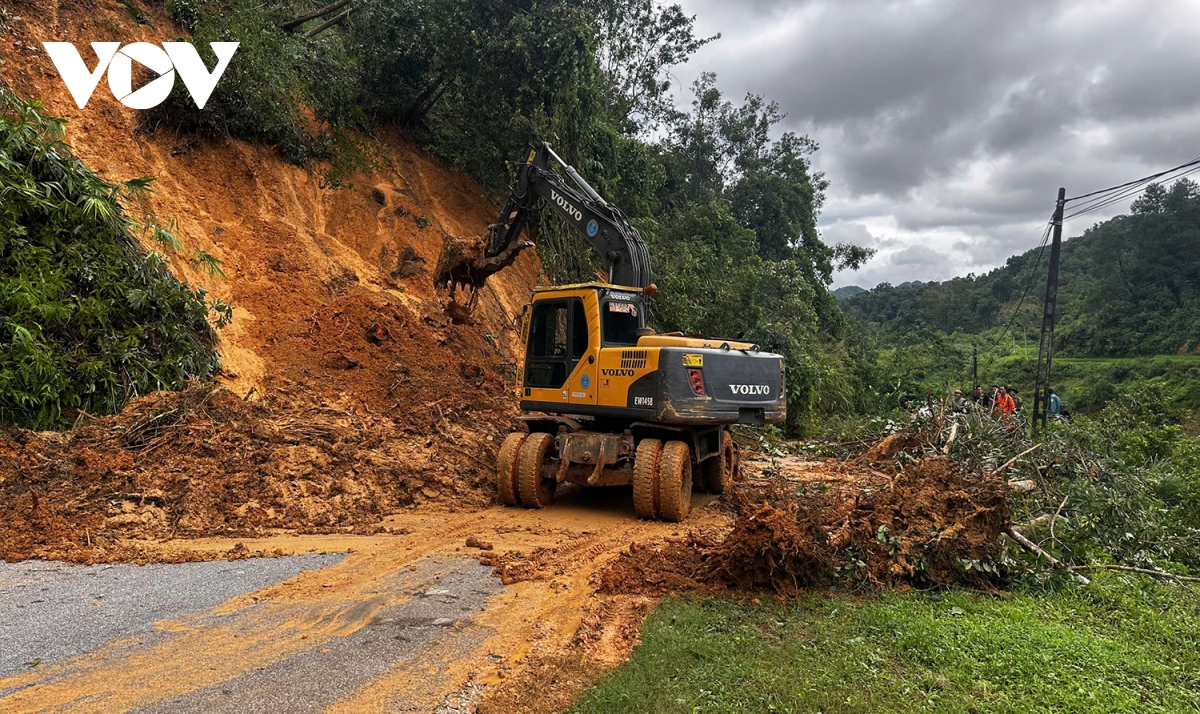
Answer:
[0, 486, 733, 713]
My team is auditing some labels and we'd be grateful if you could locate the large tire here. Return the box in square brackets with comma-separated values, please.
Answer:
[516, 432, 557, 508]
[699, 430, 735, 494]
[495, 432, 527, 506]
[658, 440, 693, 522]
[633, 439, 662, 519]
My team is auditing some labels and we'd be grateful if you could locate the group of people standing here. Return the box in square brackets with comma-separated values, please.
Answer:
[948, 385, 1068, 421]
[948, 384, 1042, 419]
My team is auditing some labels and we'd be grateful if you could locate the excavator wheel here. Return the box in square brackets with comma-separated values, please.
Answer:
[657, 440, 693, 522]
[495, 432, 527, 506]
[700, 430, 735, 494]
[516, 432, 558, 509]
[632, 439, 662, 519]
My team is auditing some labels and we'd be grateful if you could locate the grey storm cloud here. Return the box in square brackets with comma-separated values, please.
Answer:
[674, 0, 1200, 287]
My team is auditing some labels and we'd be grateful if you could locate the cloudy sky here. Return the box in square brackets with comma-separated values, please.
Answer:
[673, 0, 1200, 288]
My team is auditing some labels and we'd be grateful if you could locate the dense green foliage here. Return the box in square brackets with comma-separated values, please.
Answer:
[573, 584, 1200, 713]
[990, 386, 1200, 574]
[151, 0, 871, 433]
[843, 180, 1200, 358]
[0, 92, 220, 429]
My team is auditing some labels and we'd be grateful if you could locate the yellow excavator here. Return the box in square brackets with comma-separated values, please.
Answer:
[487, 143, 786, 521]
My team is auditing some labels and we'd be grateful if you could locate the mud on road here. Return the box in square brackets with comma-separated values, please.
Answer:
[0, 487, 732, 714]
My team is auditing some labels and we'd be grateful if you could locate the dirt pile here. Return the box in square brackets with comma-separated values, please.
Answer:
[599, 454, 1011, 595]
[0, 380, 519, 563]
[0, 0, 544, 562]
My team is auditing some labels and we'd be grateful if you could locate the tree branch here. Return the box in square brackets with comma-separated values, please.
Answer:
[1005, 526, 1089, 584]
[303, 4, 359, 38]
[1067, 563, 1200, 584]
[991, 444, 1041, 477]
[280, 0, 352, 31]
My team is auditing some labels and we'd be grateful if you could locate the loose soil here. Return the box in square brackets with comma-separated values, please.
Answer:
[0, 0, 539, 563]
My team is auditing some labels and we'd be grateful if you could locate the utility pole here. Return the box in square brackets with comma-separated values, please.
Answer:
[1033, 187, 1066, 431]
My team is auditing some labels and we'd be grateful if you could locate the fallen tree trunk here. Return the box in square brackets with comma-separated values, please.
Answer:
[280, 0, 352, 31]
[304, 4, 360, 38]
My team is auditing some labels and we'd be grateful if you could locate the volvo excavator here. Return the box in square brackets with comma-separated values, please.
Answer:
[487, 143, 786, 521]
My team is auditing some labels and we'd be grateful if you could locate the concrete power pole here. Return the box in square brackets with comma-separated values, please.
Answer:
[1033, 187, 1066, 431]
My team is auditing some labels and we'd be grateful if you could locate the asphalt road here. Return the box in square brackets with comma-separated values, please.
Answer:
[0, 555, 345, 677]
[0, 553, 504, 712]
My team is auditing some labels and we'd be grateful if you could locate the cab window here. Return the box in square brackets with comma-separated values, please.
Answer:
[525, 299, 588, 389]
[529, 301, 568, 358]
[602, 300, 641, 346]
[572, 300, 589, 357]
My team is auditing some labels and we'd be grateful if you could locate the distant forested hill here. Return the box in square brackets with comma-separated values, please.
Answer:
[842, 180, 1200, 357]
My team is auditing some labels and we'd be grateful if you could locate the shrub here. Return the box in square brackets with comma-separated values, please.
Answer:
[0, 91, 221, 429]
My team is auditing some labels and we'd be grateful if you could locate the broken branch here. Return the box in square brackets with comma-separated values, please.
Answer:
[1067, 563, 1200, 584]
[280, 0, 352, 31]
[991, 444, 1041, 477]
[304, 5, 360, 38]
[942, 420, 958, 454]
[1005, 526, 1089, 585]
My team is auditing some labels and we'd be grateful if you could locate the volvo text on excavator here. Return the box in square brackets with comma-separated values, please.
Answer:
[489, 143, 786, 521]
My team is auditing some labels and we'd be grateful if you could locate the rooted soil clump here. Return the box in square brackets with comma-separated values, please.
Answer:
[599, 455, 1011, 595]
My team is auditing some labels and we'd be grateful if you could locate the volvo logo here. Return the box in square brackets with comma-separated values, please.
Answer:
[730, 384, 770, 396]
[602, 368, 635, 377]
[550, 189, 584, 221]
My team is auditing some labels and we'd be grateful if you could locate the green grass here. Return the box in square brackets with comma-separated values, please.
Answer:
[572, 573, 1200, 714]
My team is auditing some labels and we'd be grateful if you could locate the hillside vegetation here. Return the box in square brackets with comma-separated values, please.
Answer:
[844, 179, 1200, 357]
[834, 181, 1200, 415]
[0, 92, 222, 428]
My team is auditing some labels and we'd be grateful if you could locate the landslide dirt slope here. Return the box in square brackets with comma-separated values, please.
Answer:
[0, 0, 541, 561]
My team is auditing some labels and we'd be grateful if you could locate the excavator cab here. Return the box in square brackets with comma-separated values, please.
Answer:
[518, 283, 645, 413]
[516, 282, 785, 426]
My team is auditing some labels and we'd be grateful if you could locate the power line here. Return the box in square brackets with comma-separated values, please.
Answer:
[1064, 163, 1200, 221]
[1064, 155, 1200, 204]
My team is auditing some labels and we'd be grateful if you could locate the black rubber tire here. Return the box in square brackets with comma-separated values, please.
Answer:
[495, 432, 527, 506]
[699, 430, 735, 494]
[516, 432, 557, 508]
[657, 440, 693, 522]
[633, 439, 662, 519]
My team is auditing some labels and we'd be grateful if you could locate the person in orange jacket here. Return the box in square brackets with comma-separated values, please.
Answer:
[996, 385, 1016, 418]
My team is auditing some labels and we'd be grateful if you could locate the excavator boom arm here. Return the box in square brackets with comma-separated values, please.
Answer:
[485, 143, 651, 288]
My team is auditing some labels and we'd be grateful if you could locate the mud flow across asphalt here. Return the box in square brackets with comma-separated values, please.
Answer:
[0, 485, 727, 714]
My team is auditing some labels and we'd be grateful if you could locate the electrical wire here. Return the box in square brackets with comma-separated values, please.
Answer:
[1064, 155, 1200, 203]
[1064, 163, 1200, 221]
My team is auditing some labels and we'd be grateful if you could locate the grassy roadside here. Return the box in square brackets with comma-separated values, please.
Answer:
[571, 572, 1200, 714]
